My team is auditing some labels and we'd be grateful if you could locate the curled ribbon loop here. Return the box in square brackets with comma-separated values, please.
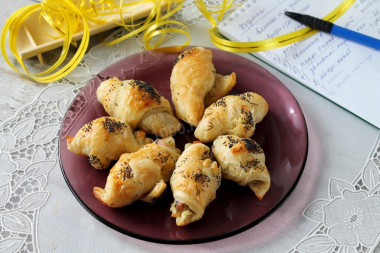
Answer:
[1, 0, 355, 83]
[1, 0, 189, 83]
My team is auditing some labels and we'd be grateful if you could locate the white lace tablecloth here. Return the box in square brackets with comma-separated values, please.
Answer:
[1, 0, 380, 252]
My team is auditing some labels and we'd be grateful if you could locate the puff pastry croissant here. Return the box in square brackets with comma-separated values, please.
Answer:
[204, 72, 236, 108]
[170, 47, 236, 126]
[212, 135, 270, 200]
[170, 142, 221, 226]
[194, 92, 269, 143]
[97, 77, 181, 138]
[66, 116, 152, 169]
[93, 137, 181, 207]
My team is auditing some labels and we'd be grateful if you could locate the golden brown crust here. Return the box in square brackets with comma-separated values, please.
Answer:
[66, 116, 152, 169]
[212, 135, 270, 200]
[204, 72, 236, 107]
[170, 143, 221, 226]
[194, 92, 269, 143]
[170, 47, 216, 126]
[97, 77, 181, 137]
[140, 180, 167, 203]
[93, 137, 181, 207]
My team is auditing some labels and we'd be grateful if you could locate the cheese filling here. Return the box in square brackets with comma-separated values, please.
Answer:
[170, 201, 194, 225]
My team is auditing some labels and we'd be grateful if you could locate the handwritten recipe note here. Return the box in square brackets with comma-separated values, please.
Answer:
[219, 0, 380, 128]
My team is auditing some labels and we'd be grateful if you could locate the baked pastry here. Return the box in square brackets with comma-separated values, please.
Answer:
[66, 116, 152, 169]
[170, 47, 237, 126]
[204, 72, 236, 107]
[170, 142, 221, 226]
[170, 47, 216, 126]
[212, 135, 270, 200]
[194, 92, 268, 142]
[93, 137, 181, 207]
[96, 77, 181, 138]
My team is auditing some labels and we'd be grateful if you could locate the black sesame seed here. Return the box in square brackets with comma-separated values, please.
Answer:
[102, 117, 127, 133]
[130, 80, 162, 103]
[242, 138, 262, 153]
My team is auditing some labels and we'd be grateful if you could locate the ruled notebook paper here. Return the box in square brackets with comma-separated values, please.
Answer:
[218, 0, 380, 128]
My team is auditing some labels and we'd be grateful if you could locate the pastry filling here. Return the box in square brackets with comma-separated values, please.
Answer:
[170, 201, 194, 224]
[155, 139, 168, 147]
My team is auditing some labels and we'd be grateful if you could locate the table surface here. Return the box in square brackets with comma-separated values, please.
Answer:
[0, 0, 379, 252]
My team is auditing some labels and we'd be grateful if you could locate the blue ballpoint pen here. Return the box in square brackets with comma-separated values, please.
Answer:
[284, 11, 380, 50]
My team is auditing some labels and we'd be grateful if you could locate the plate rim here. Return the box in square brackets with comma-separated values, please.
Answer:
[58, 46, 309, 244]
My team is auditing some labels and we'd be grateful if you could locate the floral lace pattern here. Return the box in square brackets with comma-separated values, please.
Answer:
[290, 135, 380, 253]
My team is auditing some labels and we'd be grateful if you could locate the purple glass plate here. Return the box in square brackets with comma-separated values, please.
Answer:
[59, 47, 308, 244]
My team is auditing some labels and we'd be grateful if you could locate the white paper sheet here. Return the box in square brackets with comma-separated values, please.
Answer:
[219, 0, 380, 128]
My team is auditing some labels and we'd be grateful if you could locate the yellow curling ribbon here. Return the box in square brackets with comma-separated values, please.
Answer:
[1, 0, 355, 83]
[1, 0, 189, 83]
[103, 0, 190, 49]
[195, 0, 356, 53]
[1, 0, 90, 83]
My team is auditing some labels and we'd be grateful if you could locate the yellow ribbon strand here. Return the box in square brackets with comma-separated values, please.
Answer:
[0, 0, 189, 83]
[143, 1, 190, 50]
[1, 0, 355, 83]
[196, 0, 356, 53]
[1, 4, 40, 75]
[103, 0, 188, 48]
[1, 0, 89, 83]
